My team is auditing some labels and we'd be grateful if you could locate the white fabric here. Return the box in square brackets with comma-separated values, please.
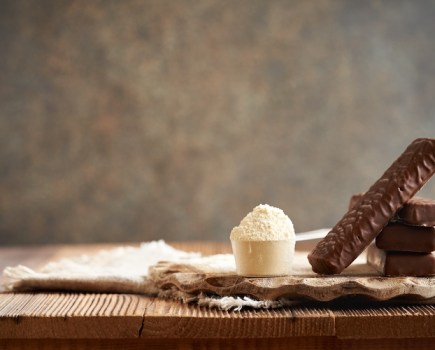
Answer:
[2, 241, 200, 294]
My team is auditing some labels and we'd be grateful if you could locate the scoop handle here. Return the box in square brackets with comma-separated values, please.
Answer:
[295, 228, 330, 242]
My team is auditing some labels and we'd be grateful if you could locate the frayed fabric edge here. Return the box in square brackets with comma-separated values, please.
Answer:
[157, 288, 299, 311]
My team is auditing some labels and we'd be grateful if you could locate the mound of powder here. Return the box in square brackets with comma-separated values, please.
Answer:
[230, 204, 295, 241]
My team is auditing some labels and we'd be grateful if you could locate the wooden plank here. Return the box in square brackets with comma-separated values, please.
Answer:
[0, 293, 147, 339]
[141, 297, 335, 338]
[1, 291, 435, 340]
[334, 304, 435, 339]
[2, 337, 435, 350]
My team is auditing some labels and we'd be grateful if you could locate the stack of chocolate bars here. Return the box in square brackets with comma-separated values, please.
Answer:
[308, 138, 435, 276]
[350, 193, 435, 276]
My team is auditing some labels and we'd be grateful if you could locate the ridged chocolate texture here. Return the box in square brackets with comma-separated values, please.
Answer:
[376, 222, 435, 253]
[308, 138, 435, 274]
[349, 193, 435, 227]
[367, 244, 435, 277]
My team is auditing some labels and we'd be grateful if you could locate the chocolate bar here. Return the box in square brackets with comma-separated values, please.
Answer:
[376, 222, 435, 253]
[398, 197, 435, 226]
[308, 138, 435, 274]
[367, 243, 435, 276]
[348, 193, 365, 211]
[350, 193, 435, 227]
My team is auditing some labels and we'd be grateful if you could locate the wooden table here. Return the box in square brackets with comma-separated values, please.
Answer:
[0, 242, 435, 350]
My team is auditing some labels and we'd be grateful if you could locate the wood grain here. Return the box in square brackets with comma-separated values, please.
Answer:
[335, 304, 435, 339]
[0, 293, 146, 339]
[2, 337, 435, 350]
[141, 297, 334, 338]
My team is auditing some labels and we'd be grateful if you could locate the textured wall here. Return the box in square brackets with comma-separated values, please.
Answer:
[1, 0, 435, 245]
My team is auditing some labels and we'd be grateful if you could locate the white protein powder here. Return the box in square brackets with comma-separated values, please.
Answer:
[230, 204, 295, 241]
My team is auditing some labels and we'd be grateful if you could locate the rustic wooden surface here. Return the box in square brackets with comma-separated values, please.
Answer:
[1, 242, 435, 349]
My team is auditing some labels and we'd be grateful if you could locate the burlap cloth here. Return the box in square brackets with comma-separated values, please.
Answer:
[2, 241, 291, 310]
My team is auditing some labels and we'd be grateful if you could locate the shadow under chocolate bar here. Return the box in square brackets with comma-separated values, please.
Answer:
[308, 138, 435, 275]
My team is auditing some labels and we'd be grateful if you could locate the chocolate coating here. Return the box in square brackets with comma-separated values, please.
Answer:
[348, 192, 365, 211]
[350, 193, 435, 227]
[398, 197, 435, 226]
[367, 243, 435, 276]
[308, 138, 435, 274]
[376, 222, 435, 253]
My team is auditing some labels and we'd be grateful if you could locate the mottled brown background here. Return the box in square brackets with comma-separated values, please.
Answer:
[1, 0, 435, 245]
